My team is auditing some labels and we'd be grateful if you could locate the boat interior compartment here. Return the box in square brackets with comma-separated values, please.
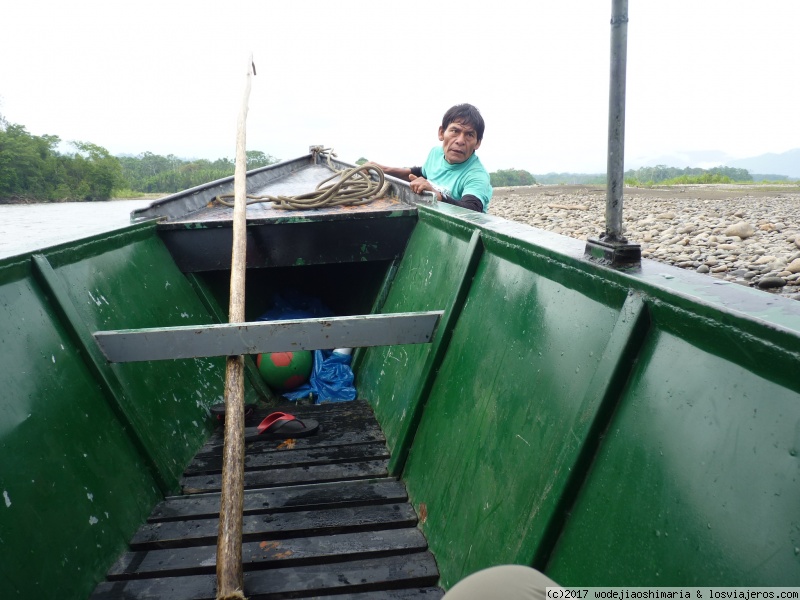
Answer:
[196, 261, 395, 324]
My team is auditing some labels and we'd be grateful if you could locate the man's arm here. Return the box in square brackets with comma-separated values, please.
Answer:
[440, 194, 484, 213]
[408, 175, 483, 212]
[370, 164, 421, 180]
[370, 162, 484, 212]
[453, 169, 492, 213]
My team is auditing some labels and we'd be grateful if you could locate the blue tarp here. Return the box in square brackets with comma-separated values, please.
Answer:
[258, 292, 356, 404]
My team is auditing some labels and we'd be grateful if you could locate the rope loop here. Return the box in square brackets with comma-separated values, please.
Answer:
[215, 154, 389, 210]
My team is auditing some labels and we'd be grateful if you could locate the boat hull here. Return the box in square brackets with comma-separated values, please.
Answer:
[356, 204, 800, 587]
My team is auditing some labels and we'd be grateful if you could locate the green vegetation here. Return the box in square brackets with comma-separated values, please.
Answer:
[493, 165, 792, 189]
[117, 150, 278, 194]
[490, 168, 536, 187]
[111, 188, 151, 199]
[535, 172, 606, 185]
[733, 174, 792, 183]
[0, 124, 125, 201]
[0, 113, 279, 202]
[622, 165, 752, 186]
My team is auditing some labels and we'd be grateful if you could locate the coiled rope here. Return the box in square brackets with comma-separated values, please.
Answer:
[214, 150, 389, 210]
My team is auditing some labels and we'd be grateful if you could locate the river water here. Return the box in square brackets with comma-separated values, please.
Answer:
[0, 199, 154, 259]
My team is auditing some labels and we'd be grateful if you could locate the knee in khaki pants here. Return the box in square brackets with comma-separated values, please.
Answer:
[443, 565, 561, 600]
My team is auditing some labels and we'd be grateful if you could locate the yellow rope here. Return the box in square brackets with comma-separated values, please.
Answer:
[214, 159, 389, 211]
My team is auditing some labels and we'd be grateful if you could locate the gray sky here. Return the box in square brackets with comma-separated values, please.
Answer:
[2, 0, 798, 174]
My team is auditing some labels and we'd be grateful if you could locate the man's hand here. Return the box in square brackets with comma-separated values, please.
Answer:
[408, 174, 436, 197]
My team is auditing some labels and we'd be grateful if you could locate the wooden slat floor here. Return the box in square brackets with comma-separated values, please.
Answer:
[91, 400, 443, 600]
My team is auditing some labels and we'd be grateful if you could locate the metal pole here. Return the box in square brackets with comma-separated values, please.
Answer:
[584, 0, 640, 266]
[606, 0, 628, 242]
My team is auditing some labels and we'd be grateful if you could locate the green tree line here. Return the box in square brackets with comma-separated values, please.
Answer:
[535, 173, 607, 185]
[0, 123, 125, 201]
[623, 164, 752, 186]
[488, 165, 757, 188]
[490, 168, 537, 187]
[118, 149, 278, 194]
[0, 114, 279, 202]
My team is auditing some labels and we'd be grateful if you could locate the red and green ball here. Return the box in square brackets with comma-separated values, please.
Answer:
[256, 351, 313, 390]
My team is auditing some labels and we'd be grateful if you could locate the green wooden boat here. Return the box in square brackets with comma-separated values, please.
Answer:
[3, 8, 800, 594]
[2, 146, 799, 598]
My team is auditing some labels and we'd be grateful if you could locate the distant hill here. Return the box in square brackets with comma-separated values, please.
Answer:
[628, 150, 732, 170]
[726, 148, 800, 178]
[628, 147, 800, 178]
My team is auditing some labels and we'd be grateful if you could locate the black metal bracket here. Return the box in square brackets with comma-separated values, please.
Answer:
[584, 236, 641, 268]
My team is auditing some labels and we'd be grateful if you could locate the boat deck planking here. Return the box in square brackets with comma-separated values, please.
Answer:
[161, 195, 414, 227]
[141, 161, 420, 228]
[90, 400, 444, 600]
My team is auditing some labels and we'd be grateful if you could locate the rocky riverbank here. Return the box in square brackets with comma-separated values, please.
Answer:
[488, 184, 800, 300]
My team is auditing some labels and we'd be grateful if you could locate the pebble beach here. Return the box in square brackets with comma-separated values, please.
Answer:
[489, 184, 800, 300]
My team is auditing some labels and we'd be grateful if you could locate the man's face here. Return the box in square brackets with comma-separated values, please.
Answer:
[439, 120, 481, 164]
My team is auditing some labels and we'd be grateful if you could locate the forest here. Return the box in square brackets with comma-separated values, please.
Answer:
[0, 115, 277, 202]
[117, 150, 278, 194]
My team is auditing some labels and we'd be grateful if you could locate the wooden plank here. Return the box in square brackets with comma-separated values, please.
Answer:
[111, 528, 427, 579]
[198, 400, 383, 451]
[308, 590, 444, 599]
[245, 552, 441, 596]
[199, 402, 382, 434]
[90, 552, 440, 600]
[133, 500, 418, 550]
[271, 399, 376, 418]
[203, 404, 383, 440]
[186, 442, 390, 475]
[181, 460, 390, 494]
[198, 422, 386, 456]
[94, 311, 443, 363]
[148, 479, 409, 522]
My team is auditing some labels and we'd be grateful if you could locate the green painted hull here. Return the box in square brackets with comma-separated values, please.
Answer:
[0, 224, 269, 598]
[357, 205, 800, 587]
[2, 178, 799, 597]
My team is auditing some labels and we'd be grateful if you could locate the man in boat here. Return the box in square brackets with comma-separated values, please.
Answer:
[372, 103, 493, 213]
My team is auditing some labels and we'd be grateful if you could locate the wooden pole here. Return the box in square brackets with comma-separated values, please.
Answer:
[216, 54, 255, 600]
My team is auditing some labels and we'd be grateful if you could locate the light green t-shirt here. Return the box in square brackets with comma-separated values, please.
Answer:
[422, 146, 493, 212]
